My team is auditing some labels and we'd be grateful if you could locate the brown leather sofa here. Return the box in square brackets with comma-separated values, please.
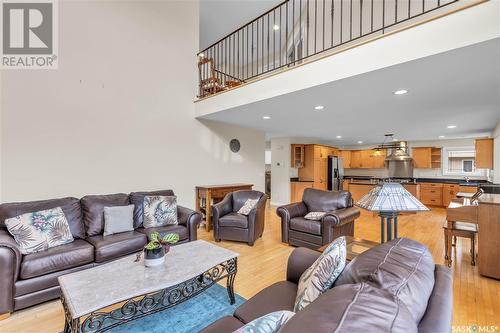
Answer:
[212, 190, 267, 246]
[0, 189, 201, 316]
[200, 238, 453, 333]
[277, 188, 360, 249]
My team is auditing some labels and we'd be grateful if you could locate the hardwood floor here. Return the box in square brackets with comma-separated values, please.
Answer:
[0, 205, 499, 332]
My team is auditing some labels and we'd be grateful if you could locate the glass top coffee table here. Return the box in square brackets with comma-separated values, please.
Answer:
[58, 240, 239, 333]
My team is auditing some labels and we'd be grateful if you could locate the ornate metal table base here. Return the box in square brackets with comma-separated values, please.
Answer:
[62, 257, 237, 333]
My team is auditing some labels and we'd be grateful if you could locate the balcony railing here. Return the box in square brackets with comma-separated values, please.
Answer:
[197, 0, 463, 99]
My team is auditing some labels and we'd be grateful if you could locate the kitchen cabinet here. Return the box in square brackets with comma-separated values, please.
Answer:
[290, 181, 314, 202]
[475, 138, 493, 169]
[291, 144, 305, 168]
[403, 184, 421, 200]
[344, 149, 386, 169]
[339, 151, 351, 168]
[442, 184, 459, 206]
[412, 147, 441, 169]
[350, 151, 362, 168]
[349, 183, 376, 202]
[458, 186, 478, 194]
[297, 144, 338, 189]
[420, 183, 443, 206]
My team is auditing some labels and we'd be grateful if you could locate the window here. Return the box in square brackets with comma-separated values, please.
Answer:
[442, 147, 484, 176]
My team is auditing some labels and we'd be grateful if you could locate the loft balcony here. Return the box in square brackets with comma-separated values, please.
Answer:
[197, 0, 483, 99]
[195, 0, 497, 116]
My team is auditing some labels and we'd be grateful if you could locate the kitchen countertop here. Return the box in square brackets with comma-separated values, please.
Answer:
[344, 176, 493, 187]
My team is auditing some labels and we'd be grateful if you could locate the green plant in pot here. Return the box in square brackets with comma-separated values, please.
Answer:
[143, 232, 179, 267]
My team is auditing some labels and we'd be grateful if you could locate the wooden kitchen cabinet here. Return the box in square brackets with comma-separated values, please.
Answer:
[297, 144, 338, 189]
[350, 151, 362, 168]
[412, 147, 441, 169]
[371, 150, 387, 168]
[349, 183, 376, 202]
[458, 186, 478, 194]
[475, 138, 493, 169]
[290, 181, 314, 202]
[403, 184, 421, 200]
[291, 144, 305, 168]
[360, 150, 374, 168]
[420, 183, 443, 206]
[339, 151, 351, 168]
[442, 184, 459, 206]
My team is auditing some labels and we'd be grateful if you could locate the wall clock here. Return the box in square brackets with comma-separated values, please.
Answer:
[230, 139, 241, 153]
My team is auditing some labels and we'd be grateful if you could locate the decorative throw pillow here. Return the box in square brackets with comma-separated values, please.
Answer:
[103, 205, 135, 236]
[232, 311, 295, 333]
[237, 198, 259, 215]
[294, 236, 347, 312]
[304, 212, 326, 220]
[5, 207, 74, 255]
[143, 195, 177, 228]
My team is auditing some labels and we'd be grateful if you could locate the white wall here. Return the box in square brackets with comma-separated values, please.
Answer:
[270, 137, 292, 206]
[0, 0, 265, 206]
[494, 122, 500, 184]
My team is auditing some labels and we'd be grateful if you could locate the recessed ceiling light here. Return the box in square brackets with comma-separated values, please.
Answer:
[263, 116, 271, 120]
[273, 24, 280, 30]
[439, 135, 445, 139]
[393, 89, 408, 95]
[357, 141, 363, 144]
[336, 135, 342, 139]
[314, 105, 324, 110]
[447, 125, 456, 129]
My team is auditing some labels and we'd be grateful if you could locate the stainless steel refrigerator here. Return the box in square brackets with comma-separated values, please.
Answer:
[328, 156, 344, 191]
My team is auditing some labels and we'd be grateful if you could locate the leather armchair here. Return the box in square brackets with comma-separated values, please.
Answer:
[0, 230, 22, 315]
[177, 205, 202, 241]
[276, 188, 360, 249]
[213, 190, 267, 246]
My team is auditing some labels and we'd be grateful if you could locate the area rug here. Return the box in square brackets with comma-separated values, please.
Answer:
[102, 284, 245, 333]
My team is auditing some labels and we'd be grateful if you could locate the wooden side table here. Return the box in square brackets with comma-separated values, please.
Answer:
[195, 184, 253, 231]
[318, 236, 379, 261]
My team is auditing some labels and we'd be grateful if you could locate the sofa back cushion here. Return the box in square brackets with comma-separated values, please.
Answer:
[302, 189, 351, 213]
[279, 283, 417, 333]
[129, 190, 175, 228]
[81, 194, 130, 236]
[0, 197, 86, 239]
[334, 237, 435, 323]
[232, 190, 264, 213]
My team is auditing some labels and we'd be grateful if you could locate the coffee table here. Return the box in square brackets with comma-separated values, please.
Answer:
[58, 240, 239, 333]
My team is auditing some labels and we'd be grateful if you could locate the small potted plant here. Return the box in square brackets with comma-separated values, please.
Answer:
[143, 232, 179, 267]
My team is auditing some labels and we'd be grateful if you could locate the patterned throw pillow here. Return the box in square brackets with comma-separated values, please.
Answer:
[294, 236, 347, 312]
[232, 311, 295, 333]
[237, 199, 259, 216]
[143, 195, 177, 228]
[5, 207, 74, 255]
[304, 212, 326, 220]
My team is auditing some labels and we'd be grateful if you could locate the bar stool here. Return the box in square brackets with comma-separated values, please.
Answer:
[443, 221, 477, 267]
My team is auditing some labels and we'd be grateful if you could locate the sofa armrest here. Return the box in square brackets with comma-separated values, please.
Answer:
[276, 202, 308, 221]
[286, 247, 321, 284]
[0, 230, 22, 314]
[213, 194, 233, 220]
[322, 206, 360, 227]
[418, 265, 453, 333]
[177, 205, 202, 241]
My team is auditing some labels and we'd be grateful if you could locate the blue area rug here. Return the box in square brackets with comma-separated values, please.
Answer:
[106, 284, 245, 333]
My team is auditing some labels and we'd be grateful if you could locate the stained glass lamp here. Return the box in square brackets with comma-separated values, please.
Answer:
[355, 183, 429, 243]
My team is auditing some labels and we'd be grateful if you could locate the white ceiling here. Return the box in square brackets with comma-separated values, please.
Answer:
[201, 38, 500, 146]
[199, 0, 282, 50]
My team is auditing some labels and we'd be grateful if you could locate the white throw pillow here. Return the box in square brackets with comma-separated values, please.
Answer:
[5, 207, 74, 255]
[103, 205, 135, 236]
[237, 198, 259, 216]
[143, 195, 178, 228]
[232, 311, 295, 333]
[304, 212, 326, 220]
[294, 236, 347, 311]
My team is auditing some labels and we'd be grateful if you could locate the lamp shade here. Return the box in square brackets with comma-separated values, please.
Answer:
[355, 183, 429, 212]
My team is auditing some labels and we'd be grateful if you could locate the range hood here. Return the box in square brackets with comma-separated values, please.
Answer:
[373, 140, 413, 178]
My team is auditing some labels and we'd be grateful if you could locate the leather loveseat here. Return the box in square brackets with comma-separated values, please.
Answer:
[0, 189, 201, 317]
[277, 188, 360, 249]
[201, 237, 453, 333]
